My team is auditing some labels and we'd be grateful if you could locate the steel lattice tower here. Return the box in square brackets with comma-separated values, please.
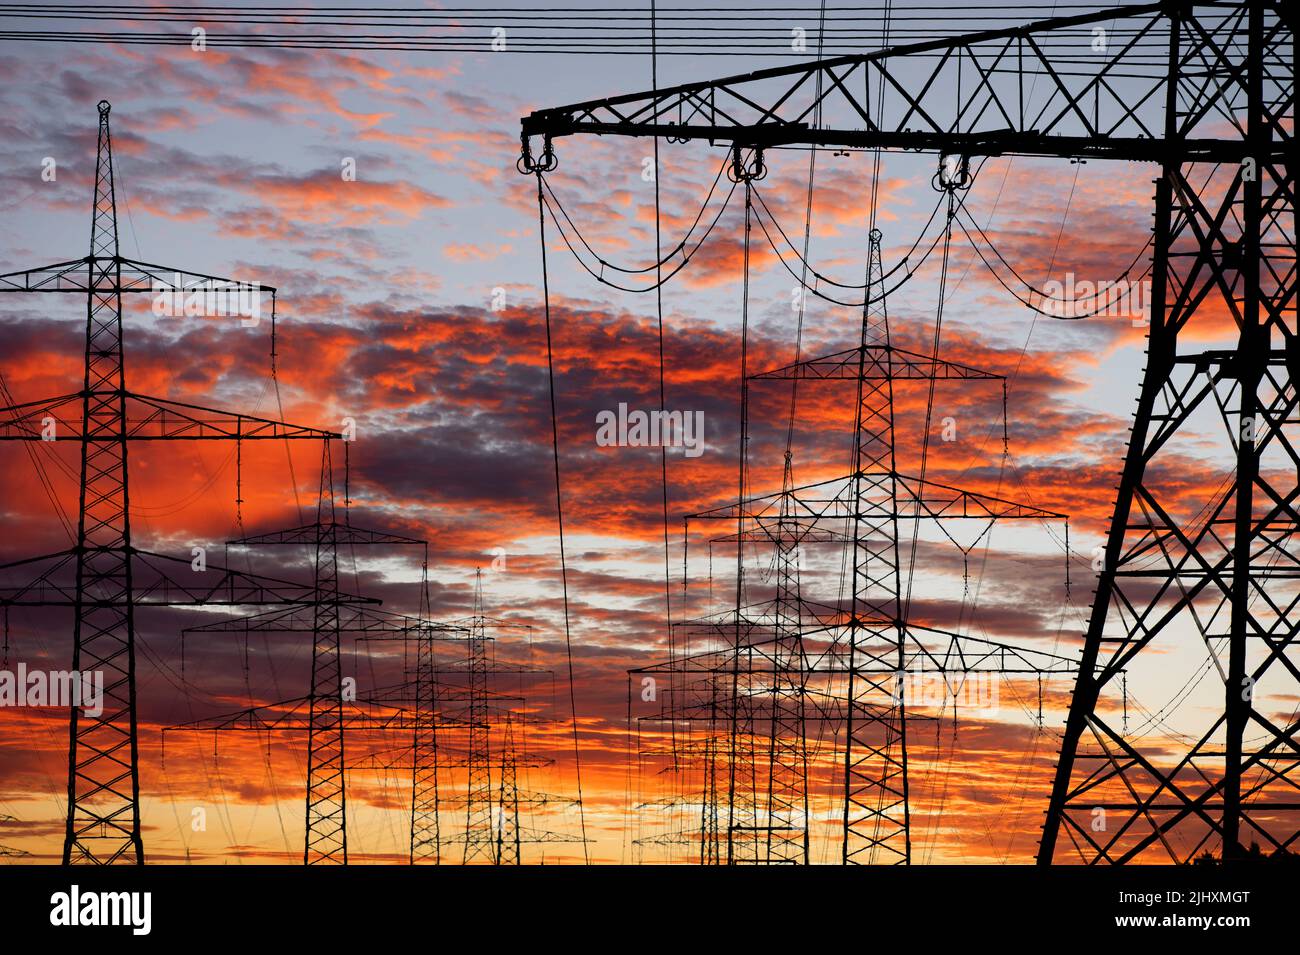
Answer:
[73, 100, 137, 867]
[184, 487, 442, 864]
[495, 713, 522, 865]
[764, 463, 811, 864]
[462, 570, 494, 863]
[0, 102, 345, 864]
[208, 571, 577, 865]
[523, 0, 1297, 863]
[410, 608, 442, 864]
[305, 445, 346, 864]
[842, 229, 909, 862]
[1040, 0, 1298, 864]
[619, 218, 1075, 862]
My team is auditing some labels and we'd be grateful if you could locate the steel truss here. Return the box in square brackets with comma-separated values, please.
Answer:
[524, 0, 1297, 863]
[0, 102, 344, 864]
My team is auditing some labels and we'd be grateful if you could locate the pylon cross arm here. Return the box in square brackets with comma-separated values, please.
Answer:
[520, 3, 1272, 164]
[0, 255, 273, 295]
[0, 548, 382, 607]
[0, 392, 341, 442]
[165, 697, 426, 733]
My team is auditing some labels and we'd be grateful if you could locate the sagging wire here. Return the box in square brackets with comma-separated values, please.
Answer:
[235, 432, 244, 528]
[529, 161, 591, 863]
[725, 175, 757, 860]
[268, 291, 305, 523]
[649, 1, 680, 780]
[537, 165, 739, 294]
[954, 199, 1155, 320]
[750, 185, 950, 308]
[344, 438, 352, 523]
[540, 154, 732, 274]
[750, 185, 947, 290]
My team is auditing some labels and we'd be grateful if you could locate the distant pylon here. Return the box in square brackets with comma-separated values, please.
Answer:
[410, 611, 442, 864]
[634, 226, 1076, 864]
[305, 444, 346, 864]
[495, 713, 522, 865]
[463, 569, 494, 863]
[217, 473, 436, 864]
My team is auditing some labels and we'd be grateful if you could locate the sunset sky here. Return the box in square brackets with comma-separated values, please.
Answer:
[0, 1, 1265, 865]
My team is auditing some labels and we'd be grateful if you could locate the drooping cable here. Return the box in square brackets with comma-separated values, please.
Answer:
[533, 169, 590, 862]
[269, 292, 305, 522]
[773, 0, 828, 862]
[540, 156, 730, 275]
[752, 184, 947, 290]
[538, 173, 737, 293]
[648, 0, 683, 795]
[723, 177, 755, 862]
[750, 185, 948, 307]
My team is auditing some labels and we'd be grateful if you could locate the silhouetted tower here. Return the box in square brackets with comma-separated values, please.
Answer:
[219, 485, 435, 864]
[525, 47, 1096, 863]
[356, 592, 576, 864]
[410, 614, 442, 864]
[522, 0, 1296, 863]
[0, 102, 342, 864]
[842, 229, 908, 863]
[463, 569, 494, 863]
[169, 605, 468, 863]
[306, 445, 345, 864]
[495, 712, 522, 865]
[765, 470, 810, 864]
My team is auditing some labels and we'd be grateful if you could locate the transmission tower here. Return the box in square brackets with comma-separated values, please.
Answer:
[522, 0, 1296, 863]
[0, 814, 26, 859]
[462, 571, 494, 862]
[0, 101, 350, 864]
[495, 712, 522, 865]
[428, 571, 582, 864]
[171, 469, 451, 864]
[539, 151, 1074, 861]
[354, 627, 582, 863]
[177, 566, 576, 864]
[410, 604, 442, 864]
[181, 606, 469, 864]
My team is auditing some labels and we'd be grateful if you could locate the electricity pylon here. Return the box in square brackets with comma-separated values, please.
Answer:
[182, 608, 468, 862]
[0, 814, 26, 859]
[0, 101, 351, 864]
[522, 0, 1297, 863]
[462, 571, 494, 862]
[629, 229, 1074, 863]
[173, 457, 451, 864]
[355, 604, 582, 864]
[434, 571, 578, 864]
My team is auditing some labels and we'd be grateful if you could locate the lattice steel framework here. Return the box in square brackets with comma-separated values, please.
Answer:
[411, 608, 442, 864]
[495, 713, 522, 865]
[204, 497, 436, 864]
[627, 227, 1073, 864]
[0, 102, 346, 864]
[173, 606, 469, 863]
[351, 576, 574, 864]
[462, 571, 493, 863]
[523, 0, 1297, 863]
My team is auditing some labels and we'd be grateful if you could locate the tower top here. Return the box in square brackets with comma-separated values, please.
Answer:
[97, 100, 110, 115]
